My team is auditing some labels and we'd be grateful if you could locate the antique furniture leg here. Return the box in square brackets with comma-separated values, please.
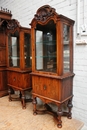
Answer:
[57, 105, 63, 128]
[8, 87, 12, 101]
[67, 98, 73, 119]
[21, 90, 26, 109]
[32, 97, 37, 115]
[19, 91, 22, 98]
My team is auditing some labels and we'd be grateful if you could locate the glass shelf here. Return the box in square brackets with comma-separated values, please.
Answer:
[36, 40, 56, 45]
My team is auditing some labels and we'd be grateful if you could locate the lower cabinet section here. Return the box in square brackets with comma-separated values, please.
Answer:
[32, 75, 73, 102]
[7, 70, 32, 109]
[31, 73, 74, 128]
[0, 69, 8, 97]
[7, 71, 32, 89]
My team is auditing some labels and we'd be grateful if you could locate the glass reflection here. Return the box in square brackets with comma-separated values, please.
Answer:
[63, 24, 70, 73]
[8, 31, 20, 67]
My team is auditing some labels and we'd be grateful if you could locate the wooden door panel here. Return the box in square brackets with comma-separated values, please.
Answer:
[32, 75, 60, 101]
[7, 71, 31, 89]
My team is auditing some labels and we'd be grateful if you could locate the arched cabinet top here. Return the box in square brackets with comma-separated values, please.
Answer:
[30, 5, 74, 28]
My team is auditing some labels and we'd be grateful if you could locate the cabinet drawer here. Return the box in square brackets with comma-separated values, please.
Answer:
[32, 75, 73, 102]
[7, 71, 31, 89]
[32, 75, 60, 101]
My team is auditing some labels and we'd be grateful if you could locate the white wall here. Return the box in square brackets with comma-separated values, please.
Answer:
[0, 0, 87, 126]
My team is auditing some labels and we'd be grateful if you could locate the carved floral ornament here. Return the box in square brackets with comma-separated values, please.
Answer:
[31, 5, 58, 24]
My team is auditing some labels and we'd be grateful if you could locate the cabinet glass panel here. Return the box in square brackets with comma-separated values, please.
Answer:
[24, 33, 31, 67]
[8, 31, 20, 67]
[63, 24, 70, 73]
[35, 20, 57, 73]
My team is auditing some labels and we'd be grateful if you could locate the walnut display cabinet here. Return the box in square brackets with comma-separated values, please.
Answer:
[6, 20, 32, 109]
[0, 8, 12, 97]
[30, 5, 75, 128]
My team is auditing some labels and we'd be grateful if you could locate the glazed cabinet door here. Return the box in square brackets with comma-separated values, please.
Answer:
[35, 21, 57, 74]
[8, 30, 20, 68]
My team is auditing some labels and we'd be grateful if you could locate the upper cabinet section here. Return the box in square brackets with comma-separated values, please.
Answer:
[6, 20, 31, 70]
[0, 7, 12, 67]
[35, 21, 56, 73]
[30, 5, 75, 76]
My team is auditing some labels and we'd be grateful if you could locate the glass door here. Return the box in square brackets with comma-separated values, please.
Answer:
[24, 33, 31, 68]
[35, 20, 57, 73]
[8, 31, 20, 67]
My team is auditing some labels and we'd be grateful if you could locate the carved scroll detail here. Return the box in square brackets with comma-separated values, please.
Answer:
[34, 5, 55, 22]
[7, 19, 20, 30]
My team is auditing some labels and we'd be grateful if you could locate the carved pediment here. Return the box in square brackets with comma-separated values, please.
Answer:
[34, 5, 56, 22]
[7, 19, 20, 30]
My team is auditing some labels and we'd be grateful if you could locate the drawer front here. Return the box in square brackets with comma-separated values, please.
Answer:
[32, 75, 60, 101]
[7, 71, 21, 88]
[7, 71, 31, 89]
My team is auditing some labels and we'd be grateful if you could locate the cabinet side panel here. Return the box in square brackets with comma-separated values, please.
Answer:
[62, 77, 73, 101]
[23, 73, 32, 88]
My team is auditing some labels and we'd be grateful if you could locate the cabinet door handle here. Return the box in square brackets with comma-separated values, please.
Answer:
[43, 85, 47, 90]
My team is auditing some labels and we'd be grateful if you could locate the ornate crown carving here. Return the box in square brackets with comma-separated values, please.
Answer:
[7, 19, 20, 30]
[34, 5, 55, 22]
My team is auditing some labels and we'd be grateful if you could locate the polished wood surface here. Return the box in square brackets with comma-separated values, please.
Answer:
[0, 8, 12, 97]
[6, 22, 32, 109]
[30, 5, 75, 128]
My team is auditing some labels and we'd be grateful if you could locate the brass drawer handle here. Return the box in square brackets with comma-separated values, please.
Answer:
[43, 85, 47, 90]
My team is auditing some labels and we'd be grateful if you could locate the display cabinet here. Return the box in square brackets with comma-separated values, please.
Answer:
[6, 20, 32, 108]
[0, 8, 12, 97]
[30, 5, 75, 128]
